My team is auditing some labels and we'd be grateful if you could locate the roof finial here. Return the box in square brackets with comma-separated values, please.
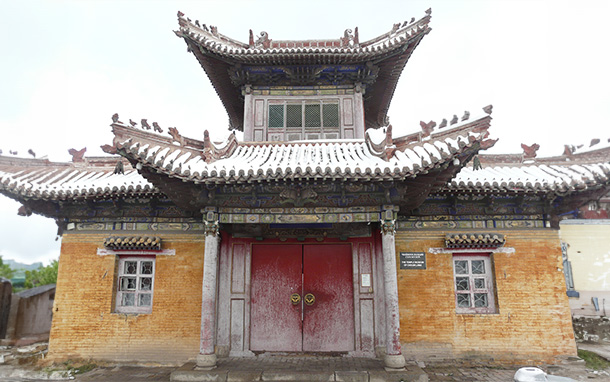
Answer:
[152, 122, 163, 133]
[483, 105, 493, 114]
[521, 143, 540, 159]
[420, 120, 436, 137]
[425, 8, 432, 15]
[68, 147, 86, 162]
[112, 113, 123, 124]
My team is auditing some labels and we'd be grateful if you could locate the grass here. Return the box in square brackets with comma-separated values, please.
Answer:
[63, 360, 97, 374]
[578, 349, 610, 370]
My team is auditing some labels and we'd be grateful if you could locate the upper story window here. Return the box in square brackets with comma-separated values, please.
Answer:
[116, 256, 155, 314]
[268, 102, 339, 129]
[243, 87, 363, 142]
[453, 254, 496, 314]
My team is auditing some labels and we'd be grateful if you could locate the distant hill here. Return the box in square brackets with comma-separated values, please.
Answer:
[4, 259, 43, 271]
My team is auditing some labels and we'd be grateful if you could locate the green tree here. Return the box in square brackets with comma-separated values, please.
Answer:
[25, 260, 58, 288]
[0, 256, 14, 279]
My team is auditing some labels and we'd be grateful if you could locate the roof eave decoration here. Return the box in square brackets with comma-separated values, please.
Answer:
[0, 154, 158, 205]
[103, 236, 162, 251]
[174, 10, 432, 131]
[106, 116, 238, 167]
[445, 233, 506, 249]
[110, 106, 495, 187]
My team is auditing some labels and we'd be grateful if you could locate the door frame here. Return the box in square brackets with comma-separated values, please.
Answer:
[215, 231, 384, 357]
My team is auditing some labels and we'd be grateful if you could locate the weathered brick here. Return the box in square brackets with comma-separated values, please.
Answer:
[47, 233, 205, 364]
[395, 229, 576, 363]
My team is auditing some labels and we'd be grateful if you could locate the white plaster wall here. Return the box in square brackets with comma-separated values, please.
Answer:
[560, 220, 610, 293]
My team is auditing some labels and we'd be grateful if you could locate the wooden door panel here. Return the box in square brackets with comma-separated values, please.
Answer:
[250, 244, 302, 351]
[303, 244, 355, 352]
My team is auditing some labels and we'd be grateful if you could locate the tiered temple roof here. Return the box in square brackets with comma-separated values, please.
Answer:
[174, 10, 432, 130]
[1, 11, 609, 222]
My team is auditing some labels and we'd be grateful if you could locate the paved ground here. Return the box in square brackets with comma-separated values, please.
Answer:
[0, 362, 607, 381]
[69, 362, 610, 382]
[2, 343, 610, 381]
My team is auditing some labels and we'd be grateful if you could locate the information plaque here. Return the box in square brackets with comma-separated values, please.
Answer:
[399, 252, 426, 269]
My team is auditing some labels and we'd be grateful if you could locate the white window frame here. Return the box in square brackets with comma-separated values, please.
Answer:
[115, 256, 156, 314]
[453, 254, 496, 314]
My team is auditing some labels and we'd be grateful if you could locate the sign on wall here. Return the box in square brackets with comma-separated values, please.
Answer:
[400, 252, 426, 270]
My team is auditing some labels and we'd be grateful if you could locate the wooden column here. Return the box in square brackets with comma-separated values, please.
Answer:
[381, 207, 406, 369]
[197, 217, 220, 368]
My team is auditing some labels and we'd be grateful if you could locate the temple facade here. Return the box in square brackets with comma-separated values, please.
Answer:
[1, 10, 610, 367]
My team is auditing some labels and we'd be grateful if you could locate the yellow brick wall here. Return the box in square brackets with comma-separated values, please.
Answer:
[396, 229, 577, 363]
[47, 233, 204, 364]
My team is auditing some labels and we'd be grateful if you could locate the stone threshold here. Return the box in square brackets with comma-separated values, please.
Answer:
[170, 360, 427, 382]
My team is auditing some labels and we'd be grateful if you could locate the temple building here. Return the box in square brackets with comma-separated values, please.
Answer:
[1, 10, 610, 369]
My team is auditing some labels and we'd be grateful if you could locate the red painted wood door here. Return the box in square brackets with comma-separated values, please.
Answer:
[303, 244, 354, 351]
[250, 244, 303, 351]
[250, 243, 354, 352]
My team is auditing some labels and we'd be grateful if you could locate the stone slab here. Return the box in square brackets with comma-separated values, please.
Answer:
[369, 367, 428, 382]
[170, 362, 228, 382]
[227, 370, 263, 381]
[261, 370, 334, 381]
[335, 370, 369, 382]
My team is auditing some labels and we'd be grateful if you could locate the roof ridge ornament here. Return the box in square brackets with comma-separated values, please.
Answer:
[250, 30, 271, 49]
[521, 143, 540, 160]
[202, 130, 239, 163]
[340, 28, 359, 48]
[68, 147, 86, 162]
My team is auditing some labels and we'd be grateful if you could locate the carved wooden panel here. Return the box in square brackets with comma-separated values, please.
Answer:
[231, 243, 246, 294]
[358, 243, 373, 294]
[230, 299, 245, 352]
[254, 99, 264, 127]
[343, 98, 354, 126]
[359, 299, 375, 352]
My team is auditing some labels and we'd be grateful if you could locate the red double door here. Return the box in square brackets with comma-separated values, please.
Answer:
[250, 244, 355, 352]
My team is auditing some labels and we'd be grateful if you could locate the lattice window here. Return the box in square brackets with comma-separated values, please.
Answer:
[305, 104, 321, 127]
[286, 104, 302, 127]
[323, 103, 339, 127]
[453, 255, 496, 314]
[116, 256, 155, 314]
[268, 105, 284, 128]
[266, 101, 340, 140]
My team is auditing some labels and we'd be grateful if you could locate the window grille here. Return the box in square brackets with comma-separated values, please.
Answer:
[266, 100, 340, 140]
[268, 105, 284, 128]
[116, 256, 155, 314]
[286, 104, 302, 127]
[453, 255, 496, 314]
[305, 104, 321, 127]
[323, 103, 339, 127]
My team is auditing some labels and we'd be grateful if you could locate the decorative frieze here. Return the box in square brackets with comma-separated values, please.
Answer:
[218, 206, 381, 224]
[103, 236, 162, 251]
[398, 215, 546, 230]
[65, 217, 205, 232]
[445, 233, 505, 249]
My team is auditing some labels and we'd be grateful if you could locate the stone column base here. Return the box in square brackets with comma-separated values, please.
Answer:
[196, 353, 217, 369]
[384, 354, 406, 370]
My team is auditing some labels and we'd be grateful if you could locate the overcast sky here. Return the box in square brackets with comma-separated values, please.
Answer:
[1, 0, 609, 266]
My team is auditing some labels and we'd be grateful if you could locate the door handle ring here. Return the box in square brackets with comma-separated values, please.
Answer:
[290, 293, 301, 305]
[304, 293, 315, 306]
